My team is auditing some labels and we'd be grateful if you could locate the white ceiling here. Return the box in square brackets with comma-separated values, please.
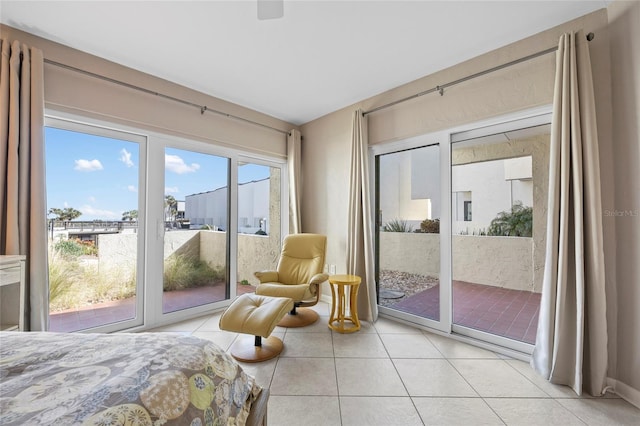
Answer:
[0, 1, 609, 125]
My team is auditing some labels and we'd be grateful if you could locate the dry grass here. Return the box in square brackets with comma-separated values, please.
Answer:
[48, 248, 135, 312]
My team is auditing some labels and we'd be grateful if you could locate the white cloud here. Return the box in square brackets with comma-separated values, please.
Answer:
[120, 149, 134, 167]
[80, 205, 119, 219]
[165, 154, 200, 174]
[127, 185, 137, 192]
[88, 196, 96, 203]
[74, 159, 103, 172]
[165, 186, 179, 194]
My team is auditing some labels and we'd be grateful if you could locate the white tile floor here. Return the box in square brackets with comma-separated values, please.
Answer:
[151, 302, 640, 426]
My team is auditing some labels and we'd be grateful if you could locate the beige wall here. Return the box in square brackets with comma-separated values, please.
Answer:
[380, 233, 535, 292]
[0, 24, 295, 159]
[300, 7, 640, 400]
[607, 0, 640, 399]
[100, 231, 281, 288]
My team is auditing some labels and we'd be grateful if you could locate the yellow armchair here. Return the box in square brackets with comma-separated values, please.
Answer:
[254, 233, 328, 327]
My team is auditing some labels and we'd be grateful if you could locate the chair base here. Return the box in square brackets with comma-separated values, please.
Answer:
[230, 335, 284, 363]
[277, 307, 319, 328]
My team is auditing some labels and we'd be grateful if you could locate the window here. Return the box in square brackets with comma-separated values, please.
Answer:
[45, 113, 287, 332]
[45, 119, 146, 332]
[464, 201, 472, 221]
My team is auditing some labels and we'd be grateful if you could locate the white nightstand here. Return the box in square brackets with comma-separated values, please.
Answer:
[0, 255, 26, 331]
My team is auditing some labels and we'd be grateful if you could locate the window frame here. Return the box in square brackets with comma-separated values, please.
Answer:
[44, 110, 288, 332]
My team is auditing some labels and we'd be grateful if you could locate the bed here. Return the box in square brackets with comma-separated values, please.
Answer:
[0, 331, 268, 425]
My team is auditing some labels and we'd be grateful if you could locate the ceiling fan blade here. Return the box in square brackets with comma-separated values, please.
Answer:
[257, 0, 284, 20]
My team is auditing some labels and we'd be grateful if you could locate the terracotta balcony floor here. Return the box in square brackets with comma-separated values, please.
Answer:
[49, 283, 256, 333]
[52, 280, 540, 345]
[387, 280, 541, 345]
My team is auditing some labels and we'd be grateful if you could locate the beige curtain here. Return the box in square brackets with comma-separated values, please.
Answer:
[347, 109, 377, 322]
[0, 39, 48, 331]
[288, 129, 302, 233]
[531, 31, 608, 396]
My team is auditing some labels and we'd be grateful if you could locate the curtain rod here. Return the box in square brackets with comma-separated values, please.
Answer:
[363, 32, 595, 117]
[43, 58, 291, 136]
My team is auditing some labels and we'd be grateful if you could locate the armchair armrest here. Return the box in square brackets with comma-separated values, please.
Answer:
[254, 270, 279, 283]
[309, 273, 329, 285]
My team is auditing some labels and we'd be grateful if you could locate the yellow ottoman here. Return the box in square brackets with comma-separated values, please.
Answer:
[219, 293, 294, 362]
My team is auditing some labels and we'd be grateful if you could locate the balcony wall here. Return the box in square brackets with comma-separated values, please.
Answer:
[98, 230, 279, 286]
[380, 232, 538, 292]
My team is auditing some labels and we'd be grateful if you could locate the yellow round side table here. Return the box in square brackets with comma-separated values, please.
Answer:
[328, 274, 361, 333]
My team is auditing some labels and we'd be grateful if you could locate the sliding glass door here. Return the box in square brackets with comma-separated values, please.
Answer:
[162, 147, 230, 314]
[374, 133, 450, 331]
[450, 121, 550, 348]
[376, 144, 442, 322]
[45, 113, 287, 332]
[374, 109, 551, 353]
[237, 161, 283, 289]
[46, 118, 146, 332]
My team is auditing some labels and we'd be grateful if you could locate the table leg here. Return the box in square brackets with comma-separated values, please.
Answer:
[329, 282, 337, 325]
[349, 284, 360, 330]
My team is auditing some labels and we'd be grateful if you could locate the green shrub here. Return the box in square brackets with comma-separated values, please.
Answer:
[54, 238, 84, 257]
[419, 218, 440, 234]
[382, 219, 413, 233]
[53, 238, 98, 257]
[487, 202, 533, 237]
[163, 255, 225, 291]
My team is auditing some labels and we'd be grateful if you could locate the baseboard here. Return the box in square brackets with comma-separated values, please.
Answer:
[607, 377, 640, 409]
[320, 293, 332, 305]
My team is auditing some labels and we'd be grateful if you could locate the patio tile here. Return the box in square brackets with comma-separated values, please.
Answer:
[450, 359, 547, 398]
[270, 357, 337, 396]
[336, 358, 407, 396]
[393, 359, 478, 397]
[388, 280, 541, 345]
[379, 333, 443, 358]
[374, 316, 423, 334]
[236, 357, 279, 389]
[424, 332, 499, 359]
[269, 396, 341, 426]
[191, 330, 237, 351]
[413, 397, 504, 425]
[282, 332, 334, 357]
[340, 397, 423, 426]
[504, 359, 580, 398]
[557, 398, 640, 425]
[486, 398, 584, 425]
[333, 333, 388, 358]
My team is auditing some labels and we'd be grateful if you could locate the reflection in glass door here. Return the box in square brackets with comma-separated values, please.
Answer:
[376, 144, 441, 321]
[237, 162, 282, 290]
[45, 122, 145, 332]
[451, 124, 550, 345]
[162, 148, 229, 314]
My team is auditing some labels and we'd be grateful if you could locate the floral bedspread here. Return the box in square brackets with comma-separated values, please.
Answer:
[0, 332, 261, 425]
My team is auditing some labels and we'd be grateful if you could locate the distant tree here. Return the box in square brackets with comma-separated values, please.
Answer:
[122, 210, 138, 221]
[49, 207, 82, 222]
[165, 195, 177, 221]
[487, 201, 533, 237]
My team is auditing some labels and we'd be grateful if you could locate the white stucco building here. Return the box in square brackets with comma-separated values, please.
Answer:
[185, 178, 270, 234]
[379, 147, 533, 235]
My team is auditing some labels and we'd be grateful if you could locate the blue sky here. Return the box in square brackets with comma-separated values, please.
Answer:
[45, 127, 269, 221]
